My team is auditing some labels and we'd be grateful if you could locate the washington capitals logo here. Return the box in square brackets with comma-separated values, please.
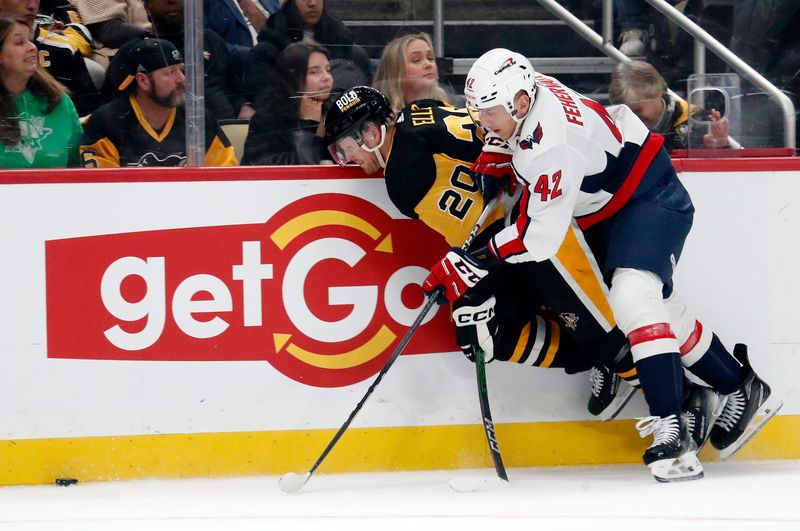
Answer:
[519, 122, 543, 150]
[494, 57, 516, 75]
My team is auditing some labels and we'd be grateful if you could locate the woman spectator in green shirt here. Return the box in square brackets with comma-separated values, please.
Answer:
[0, 14, 82, 168]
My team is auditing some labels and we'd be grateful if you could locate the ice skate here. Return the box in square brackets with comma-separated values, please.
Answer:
[683, 383, 725, 452]
[636, 413, 703, 483]
[710, 345, 783, 459]
[588, 365, 636, 421]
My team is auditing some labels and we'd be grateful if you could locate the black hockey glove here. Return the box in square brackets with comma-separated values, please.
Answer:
[452, 291, 498, 363]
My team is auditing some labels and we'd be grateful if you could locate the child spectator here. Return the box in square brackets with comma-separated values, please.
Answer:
[242, 41, 332, 165]
[0, 14, 82, 168]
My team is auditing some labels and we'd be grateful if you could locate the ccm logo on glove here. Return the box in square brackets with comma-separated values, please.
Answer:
[422, 248, 489, 303]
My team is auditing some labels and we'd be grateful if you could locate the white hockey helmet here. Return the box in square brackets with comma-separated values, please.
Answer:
[464, 48, 536, 126]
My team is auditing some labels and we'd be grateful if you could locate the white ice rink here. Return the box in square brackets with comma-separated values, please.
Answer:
[1, 460, 798, 531]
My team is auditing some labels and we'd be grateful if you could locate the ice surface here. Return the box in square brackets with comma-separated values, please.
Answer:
[1, 460, 798, 531]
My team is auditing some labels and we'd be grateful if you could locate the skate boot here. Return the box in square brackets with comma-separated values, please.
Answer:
[636, 413, 703, 482]
[588, 365, 636, 421]
[682, 382, 725, 452]
[710, 344, 783, 459]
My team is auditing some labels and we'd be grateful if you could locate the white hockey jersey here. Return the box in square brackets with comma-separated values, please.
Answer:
[488, 74, 667, 263]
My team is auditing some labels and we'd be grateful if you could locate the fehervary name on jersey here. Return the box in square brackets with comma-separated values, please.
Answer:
[536, 75, 584, 126]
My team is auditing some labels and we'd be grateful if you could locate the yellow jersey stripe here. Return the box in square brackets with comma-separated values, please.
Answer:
[540, 320, 560, 368]
[552, 224, 617, 330]
[509, 322, 531, 363]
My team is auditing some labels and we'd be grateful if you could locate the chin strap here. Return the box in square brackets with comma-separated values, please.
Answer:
[363, 124, 388, 168]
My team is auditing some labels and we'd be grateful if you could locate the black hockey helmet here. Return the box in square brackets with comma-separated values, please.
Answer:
[325, 86, 392, 165]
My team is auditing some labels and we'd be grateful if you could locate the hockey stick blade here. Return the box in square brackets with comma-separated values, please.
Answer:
[448, 475, 510, 493]
[278, 472, 311, 493]
[276, 197, 502, 493]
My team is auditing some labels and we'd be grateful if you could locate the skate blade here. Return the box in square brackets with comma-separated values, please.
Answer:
[718, 395, 784, 460]
[278, 472, 311, 493]
[649, 451, 704, 483]
[599, 384, 637, 422]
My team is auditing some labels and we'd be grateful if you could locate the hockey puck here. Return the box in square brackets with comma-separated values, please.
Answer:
[55, 478, 78, 487]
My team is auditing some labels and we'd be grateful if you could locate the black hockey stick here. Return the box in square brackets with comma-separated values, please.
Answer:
[476, 347, 508, 480]
[279, 197, 500, 493]
[448, 347, 509, 492]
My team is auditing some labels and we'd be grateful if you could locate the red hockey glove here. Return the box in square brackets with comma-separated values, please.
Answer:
[470, 151, 516, 200]
[423, 248, 489, 304]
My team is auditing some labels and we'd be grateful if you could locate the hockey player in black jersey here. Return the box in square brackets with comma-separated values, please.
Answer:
[325, 85, 642, 420]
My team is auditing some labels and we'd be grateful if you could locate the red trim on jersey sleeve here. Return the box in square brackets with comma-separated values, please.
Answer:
[576, 133, 665, 230]
[627, 322, 676, 347]
[490, 188, 532, 260]
[679, 320, 703, 356]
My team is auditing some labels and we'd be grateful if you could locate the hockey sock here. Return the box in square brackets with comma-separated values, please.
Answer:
[684, 334, 744, 395]
[635, 352, 684, 417]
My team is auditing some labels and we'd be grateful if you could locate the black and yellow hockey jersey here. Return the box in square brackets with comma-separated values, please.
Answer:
[384, 100, 503, 247]
[384, 101, 634, 380]
[80, 95, 238, 167]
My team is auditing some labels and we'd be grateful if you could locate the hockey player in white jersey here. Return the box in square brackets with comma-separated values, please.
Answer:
[423, 48, 782, 482]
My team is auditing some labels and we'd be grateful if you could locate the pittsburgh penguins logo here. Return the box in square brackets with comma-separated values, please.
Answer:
[559, 312, 579, 331]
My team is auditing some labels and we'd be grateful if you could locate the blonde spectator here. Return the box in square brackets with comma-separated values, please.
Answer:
[373, 33, 448, 115]
[0, 14, 82, 168]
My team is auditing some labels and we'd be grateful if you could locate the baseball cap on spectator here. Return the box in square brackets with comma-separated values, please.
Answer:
[112, 38, 184, 92]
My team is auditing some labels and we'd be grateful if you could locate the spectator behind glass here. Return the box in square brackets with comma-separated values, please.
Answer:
[80, 37, 237, 167]
[242, 41, 332, 165]
[615, 0, 648, 57]
[73, 0, 150, 67]
[203, 0, 281, 80]
[372, 33, 449, 115]
[0, 0, 98, 115]
[608, 60, 730, 152]
[0, 14, 82, 168]
[144, 0, 242, 120]
[241, 0, 370, 117]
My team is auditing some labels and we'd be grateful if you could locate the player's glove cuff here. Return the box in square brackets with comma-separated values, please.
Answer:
[422, 247, 489, 304]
